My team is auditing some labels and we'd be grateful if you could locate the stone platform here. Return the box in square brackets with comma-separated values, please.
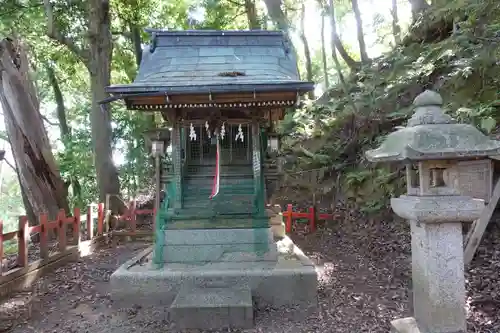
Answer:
[110, 233, 317, 330]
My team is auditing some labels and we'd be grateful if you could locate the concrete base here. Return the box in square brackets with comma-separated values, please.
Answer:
[110, 236, 318, 330]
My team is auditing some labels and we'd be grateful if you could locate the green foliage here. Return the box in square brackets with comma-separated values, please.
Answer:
[283, 0, 500, 214]
[0, 0, 252, 221]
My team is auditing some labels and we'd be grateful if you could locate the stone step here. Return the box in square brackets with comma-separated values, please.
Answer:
[183, 183, 254, 194]
[183, 187, 254, 196]
[184, 177, 254, 186]
[182, 205, 253, 214]
[161, 218, 269, 229]
[186, 169, 253, 175]
[182, 195, 254, 204]
[169, 286, 254, 330]
[162, 228, 273, 245]
[162, 242, 277, 262]
[186, 164, 253, 173]
[164, 210, 263, 219]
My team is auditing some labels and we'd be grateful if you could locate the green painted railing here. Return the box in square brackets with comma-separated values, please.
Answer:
[253, 129, 266, 221]
[153, 168, 176, 267]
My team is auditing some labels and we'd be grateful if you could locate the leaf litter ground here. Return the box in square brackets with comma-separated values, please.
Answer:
[1, 216, 500, 333]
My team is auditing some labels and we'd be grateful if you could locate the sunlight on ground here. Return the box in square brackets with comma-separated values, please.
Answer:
[316, 261, 337, 285]
[79, 240, 95, 257]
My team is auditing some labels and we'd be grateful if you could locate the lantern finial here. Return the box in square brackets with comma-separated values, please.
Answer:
[413, 90, 443, 107]
[407, 90, 455, 127]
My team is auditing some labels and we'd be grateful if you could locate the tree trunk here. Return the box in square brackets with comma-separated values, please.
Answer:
[408, 0, 430, 19]
[299, 3, 314, 99]
[262, 0, 290, 35]
[350, 0, 369, 63]
[320, 12, 329, 89]
[327, 0, 359, 70]
[325, 5, 358, 114]
[244, 0, 260, 29]
[0, 38, 69, 222]
[46, 63, 82, 200]
[44, 0, 125, 213]
[88, 0, 125, 213]
[46, 65, 70, 138]
[391, 0, 402, 45]
[127, 23, 155, 129]
[129, 23, 143, 67]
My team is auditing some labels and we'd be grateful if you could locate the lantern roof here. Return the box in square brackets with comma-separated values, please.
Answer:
[143, 128, 171, 145]
[365, 90, 500, 163]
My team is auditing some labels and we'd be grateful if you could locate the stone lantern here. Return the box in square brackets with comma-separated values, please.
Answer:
[267, 133, 280, 153]
[365, 90, 500, 333]
[143, 128, 170, 157]
[151, 140, 165, 157]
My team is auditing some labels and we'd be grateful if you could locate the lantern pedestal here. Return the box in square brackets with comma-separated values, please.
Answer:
[390, 195, 482, 333]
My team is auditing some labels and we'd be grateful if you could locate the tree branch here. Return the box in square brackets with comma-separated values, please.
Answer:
[43, 0, 89, 65]
[226, 0, 244, 6]
[4, 158, 16, 172]
[41, 114, 59, 127]
[0, 3, 43, 19]
[111, 30, 132, 39]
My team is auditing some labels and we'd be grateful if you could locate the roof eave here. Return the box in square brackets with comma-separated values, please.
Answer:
[105, 82, 315, 96]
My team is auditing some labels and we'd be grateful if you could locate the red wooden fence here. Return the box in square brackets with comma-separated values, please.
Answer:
[0, 208, 81, 275]
[283, 204, 337, 234]
[0, 201, 155, 279]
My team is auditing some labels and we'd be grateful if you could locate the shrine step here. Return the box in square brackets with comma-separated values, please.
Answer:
[184, 177, 254, 186]
[182, 198, 254, 210]
[184, 182, 254, 192]
[162, 228, 273, 245]
[162, 217, 269, 229]
[186, 164, 253, 176]
[162, 242, 276, 262]
[169, 286, 254, 330]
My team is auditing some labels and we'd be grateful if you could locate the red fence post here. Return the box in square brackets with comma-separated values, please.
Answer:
[97, 203, 104, 235]
[18, 216, 29, 268]
[309, 206, 316, 232]
[285, 204, 293, 234]
[0, 220, 3, 274]
[40, 213, 49, 260]
[58, 210, 67, 252]
[87, 205, 94, 240]
[73, 208, 81, 246]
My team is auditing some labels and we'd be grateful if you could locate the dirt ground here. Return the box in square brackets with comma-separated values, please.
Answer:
[1, 215, 500, 333]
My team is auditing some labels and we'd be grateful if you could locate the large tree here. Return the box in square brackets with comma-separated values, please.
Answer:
[43, 0, 125, 212]
[0, 38, 69, 222]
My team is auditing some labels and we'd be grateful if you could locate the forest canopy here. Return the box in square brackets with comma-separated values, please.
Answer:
[0, 0, 498, 229]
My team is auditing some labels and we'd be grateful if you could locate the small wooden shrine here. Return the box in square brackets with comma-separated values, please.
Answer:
[107, 30, 317, 330]
[105, 29, 313, 263]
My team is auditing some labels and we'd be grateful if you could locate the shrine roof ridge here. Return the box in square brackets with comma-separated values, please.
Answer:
[144, 29, 285, 37]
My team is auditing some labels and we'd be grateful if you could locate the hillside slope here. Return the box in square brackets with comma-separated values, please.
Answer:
[280, 0, 500, 213]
